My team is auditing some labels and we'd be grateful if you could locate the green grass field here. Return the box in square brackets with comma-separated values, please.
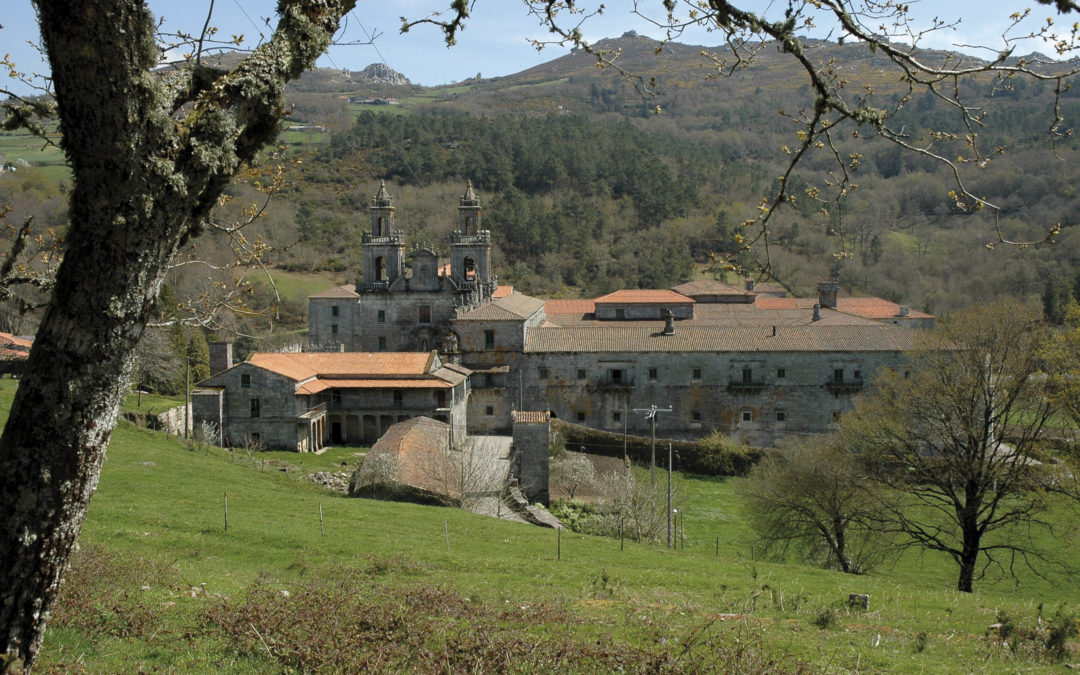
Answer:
[2, 376, 1074, 671]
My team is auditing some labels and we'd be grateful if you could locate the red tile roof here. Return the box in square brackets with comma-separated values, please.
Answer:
[513, 411, 550, 424]
[595, 289, 694, 305]
[755, 297, 800, 310]
[544, 299, 596, 316]
[0, 332, 32, 350]
[493, 285, 514, 298]
[836, 298, 933, 320]
[249, 352, 436, 380]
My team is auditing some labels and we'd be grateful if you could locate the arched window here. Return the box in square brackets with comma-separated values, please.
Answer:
[376, 216, 386, 236]
[463, 256, 476, 281]
[375, 256, 387, 281]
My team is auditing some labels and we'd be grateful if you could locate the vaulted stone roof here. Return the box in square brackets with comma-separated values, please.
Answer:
[524, 324, 916, 353]
[456, 292, 546, 321]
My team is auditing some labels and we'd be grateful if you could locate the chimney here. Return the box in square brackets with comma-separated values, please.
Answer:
[209, 342, 233, 376]
[662, 308, 675, 335]
[898, 305, 910, 318]
[745, 277, 756, 292]
[812, 304, 821, 322]
[817, 281, 839, 309]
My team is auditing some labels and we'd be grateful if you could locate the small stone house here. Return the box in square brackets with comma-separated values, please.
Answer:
[193, 351, 470, 451]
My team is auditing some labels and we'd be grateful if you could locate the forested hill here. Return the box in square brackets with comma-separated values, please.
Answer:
[272, 32, 1080, 314]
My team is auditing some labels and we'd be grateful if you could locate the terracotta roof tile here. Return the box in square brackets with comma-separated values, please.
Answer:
[524, 324, 916, 353]
[836, 298, 933, 320]
[544, 299, 596, 316]
[594, 289, 694, 305]
[0, 332, 32, 349]
[671, 280, 753, 298]
[493, 285, 514, 298]
[754, 297, 800, 310]
[312, 378, 452, 389]
[308, 284, 359, 299]
[249, 351, 435, 380]
[513, 411, 550, 424]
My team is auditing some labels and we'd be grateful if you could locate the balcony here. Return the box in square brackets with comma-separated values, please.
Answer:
[727, 378, 768, 392]
[362, 232, 406, 245]
[825, 377, 864, 393]
[356, 281, 391, 293]
[596, 372, 635, 389]
[451, 230, 491, 245]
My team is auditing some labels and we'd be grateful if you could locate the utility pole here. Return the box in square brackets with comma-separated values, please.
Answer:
[667, 443, 673, 549]
[633, 404, 672, 488]
[622, 402, 628, 462]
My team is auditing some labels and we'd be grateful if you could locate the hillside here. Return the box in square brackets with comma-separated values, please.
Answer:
[15, 378, 1079, 671]
[5, 32, 1080, 345]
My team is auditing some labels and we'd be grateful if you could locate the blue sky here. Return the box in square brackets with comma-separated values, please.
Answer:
[2, 1, 1075, 94]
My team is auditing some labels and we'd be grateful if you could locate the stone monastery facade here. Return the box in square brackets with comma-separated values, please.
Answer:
[305, 183, 933, 446]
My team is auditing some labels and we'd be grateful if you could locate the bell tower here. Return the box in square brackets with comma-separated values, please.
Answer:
[361, 181, 405, 287]
[450, 181, 493, 303]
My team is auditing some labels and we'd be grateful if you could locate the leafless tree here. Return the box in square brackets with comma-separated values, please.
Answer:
[551, 451, 596, 500]
[739, 436, 890, 574]
[842, 300, 1057, 592]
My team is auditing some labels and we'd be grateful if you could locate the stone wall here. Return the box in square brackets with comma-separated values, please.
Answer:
[512, 412, 550, 504]
[515, 349, 907, 446]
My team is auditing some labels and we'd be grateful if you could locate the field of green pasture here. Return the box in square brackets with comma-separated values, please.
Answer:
[0, 378, 1072, 672]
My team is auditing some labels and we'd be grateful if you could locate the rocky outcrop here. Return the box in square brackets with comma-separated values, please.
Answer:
[354, 63, 410, 86]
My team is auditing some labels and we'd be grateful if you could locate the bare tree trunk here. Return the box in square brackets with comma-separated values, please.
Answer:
[0, 1, 353, 667]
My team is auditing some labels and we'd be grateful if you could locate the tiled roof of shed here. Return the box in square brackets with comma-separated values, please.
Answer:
[524, 324, 916, 353]
[513, 411, 550, 424]
[308, 284, 359, 299]
[594, 289, 694, 305]
[456, 292, 546, 321]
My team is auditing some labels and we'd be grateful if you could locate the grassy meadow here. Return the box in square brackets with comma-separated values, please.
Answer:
[1, 378, 1074, 672]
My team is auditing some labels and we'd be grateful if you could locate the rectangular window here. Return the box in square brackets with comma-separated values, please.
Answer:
[377, 310, 386, 323]
[538, 367, 549, 380]
[250, 399, 260, 418]
[692, 367, 702, 381]
[331, 324, 338, 335]
[576, 411, 586, 422]
[250, 432, 260, 444]
[741, 410, 751, 422]
[240, 373, 251, 388]
[613, 411, 622, 422]
[577, 368, 587, 380]
[418, 305, 431, 324]
[834, 368, 844, 383]
[742, 367, 753, 383]
[648, 367, 658, 381]
[693, 411, 702, 421]
[486, 406, 494, 416]
[610, 368, 624, 385]
[393, 390, 403, 409]
[776, 368, 786, 379]
[776, 410, 786, 422]
[615, 308, 625, 320]
[484, 374, 493, 387]
[331, 305, 339, 318]
[484, 330, 495, 349]
[378, 336, 387, 350]
[853, 369, 861, 380]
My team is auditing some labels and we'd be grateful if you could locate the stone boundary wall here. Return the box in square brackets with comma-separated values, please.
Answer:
[122, 404, 191, 436]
